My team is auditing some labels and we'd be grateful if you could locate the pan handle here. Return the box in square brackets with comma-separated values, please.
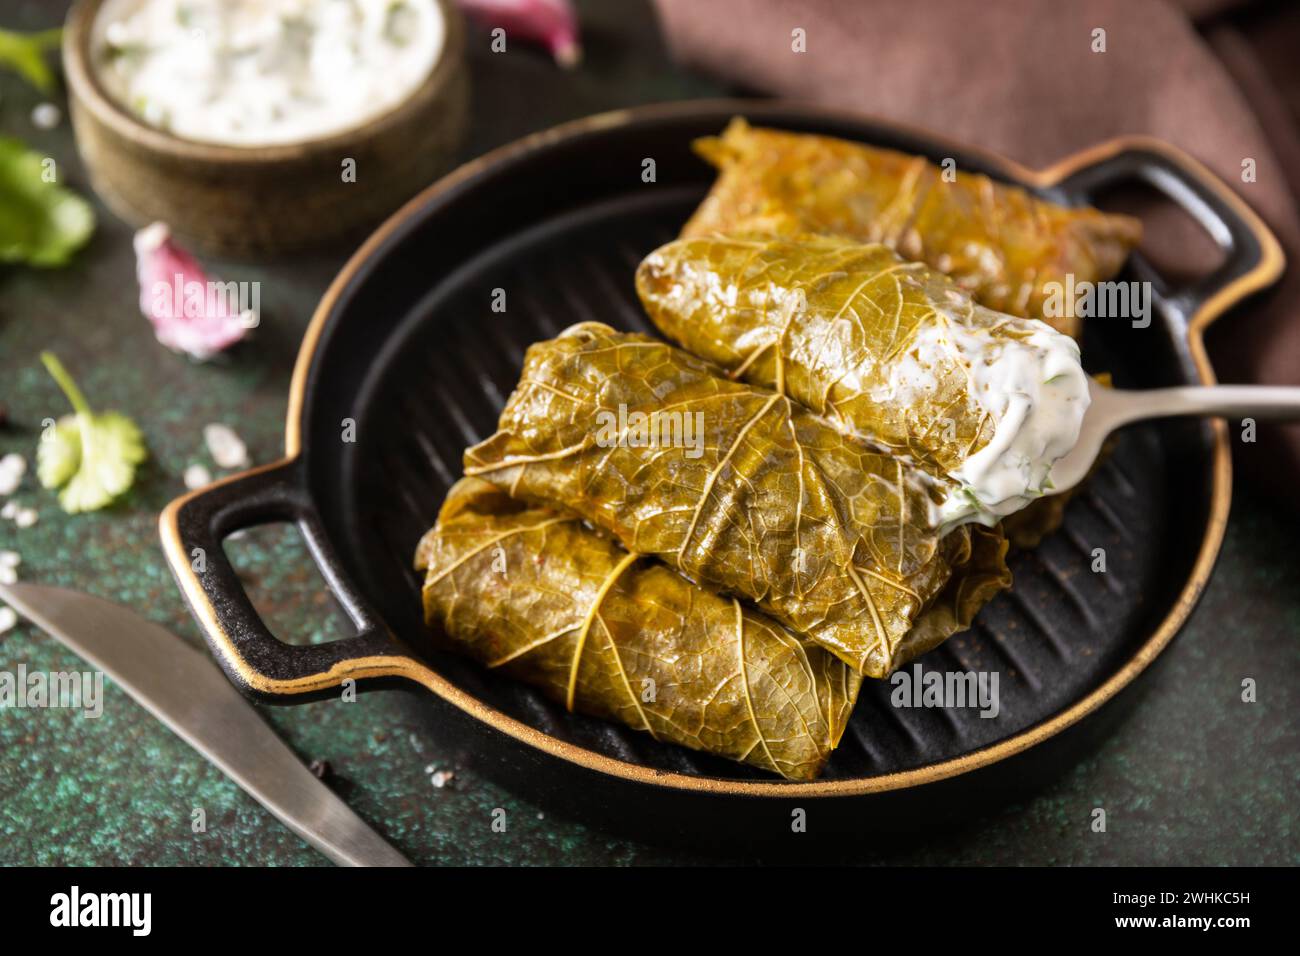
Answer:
[1053, 138, 1284, 330]
[160, 458, 424, 703]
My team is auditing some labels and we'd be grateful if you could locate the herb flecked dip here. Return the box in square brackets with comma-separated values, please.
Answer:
[92, 0, 445, 147]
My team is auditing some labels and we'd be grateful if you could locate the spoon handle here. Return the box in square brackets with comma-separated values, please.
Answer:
[1112, 385, 1300, 425]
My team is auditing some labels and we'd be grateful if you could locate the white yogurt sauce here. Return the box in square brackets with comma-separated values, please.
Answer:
[93, 0, 445, 147]
[900, 314, 1090, 531]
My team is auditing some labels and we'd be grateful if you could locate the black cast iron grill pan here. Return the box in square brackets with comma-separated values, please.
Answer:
[161, 102, 1282, 840]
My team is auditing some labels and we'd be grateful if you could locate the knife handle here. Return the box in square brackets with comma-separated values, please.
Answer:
[161, 459, 424, 702]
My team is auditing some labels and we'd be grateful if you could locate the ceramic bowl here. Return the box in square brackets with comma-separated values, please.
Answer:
[62, 0, 469, 257]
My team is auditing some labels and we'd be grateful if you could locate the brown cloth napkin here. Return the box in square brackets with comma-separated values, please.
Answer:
[654, 0, 1300, 505]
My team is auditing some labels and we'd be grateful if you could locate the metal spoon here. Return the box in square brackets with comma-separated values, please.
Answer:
[1047, 378, 1300, 495]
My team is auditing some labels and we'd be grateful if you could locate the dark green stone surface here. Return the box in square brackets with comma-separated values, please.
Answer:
[1, 0, 1296, 866]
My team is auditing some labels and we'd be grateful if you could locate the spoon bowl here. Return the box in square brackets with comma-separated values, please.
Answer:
[1047, 377, 1300, 495]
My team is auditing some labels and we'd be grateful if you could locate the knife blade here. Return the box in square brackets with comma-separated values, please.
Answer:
[0, 581, 411, 867]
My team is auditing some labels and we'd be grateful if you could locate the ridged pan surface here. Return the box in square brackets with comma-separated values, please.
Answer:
[304, 110, 1213, 783]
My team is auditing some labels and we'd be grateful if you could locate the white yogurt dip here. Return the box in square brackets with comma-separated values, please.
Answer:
[93, 0, 445, 147]
[919, 316, 1091, 530]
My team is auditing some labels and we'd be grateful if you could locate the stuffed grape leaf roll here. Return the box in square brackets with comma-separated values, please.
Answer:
[683, 118, 1142, 337]
[637, 233, 1091, 527]
[463, 322, 1010, 677]
[416, 478, 861, 780]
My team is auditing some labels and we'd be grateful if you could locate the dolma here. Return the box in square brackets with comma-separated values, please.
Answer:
[636, 233, 1090, 524]
[683, 118, 1142, 337]
[463, 322, 1010, 677]
[416, 478, 861, 780]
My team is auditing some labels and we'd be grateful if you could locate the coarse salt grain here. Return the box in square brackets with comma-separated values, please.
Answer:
[183, 464, 213, 490]
[0, 565, 15, 585]
[0, 550, 17, 568]
[0, 453, 25, 495]
[0, 502, 16, 520]
[15, 508, 37, 529]
[31, 102, 61, 129]
[429, 770, 454, 789]
[0, 607, 16, 633]
[203, 424, 249, 469]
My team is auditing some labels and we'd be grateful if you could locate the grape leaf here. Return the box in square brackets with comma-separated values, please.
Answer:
[683, 118, 1142, 334]
[416, 478, 861, 780]
[464, 323, 1010, 677]
[637, 232, 1050, 480]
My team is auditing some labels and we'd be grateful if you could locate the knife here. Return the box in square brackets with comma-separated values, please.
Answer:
[0, 581, 412, 867]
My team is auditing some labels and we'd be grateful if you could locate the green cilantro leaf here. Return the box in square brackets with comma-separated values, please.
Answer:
[36, 352, 147, 513]
[0, 137, 96, 267]
[0, 28, 62, 94]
